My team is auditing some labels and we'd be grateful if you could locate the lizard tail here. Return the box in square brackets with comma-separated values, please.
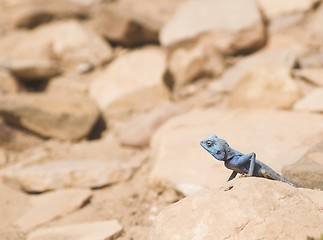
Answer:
[261, 169, 302, 188]
[278, 175, 303, 188]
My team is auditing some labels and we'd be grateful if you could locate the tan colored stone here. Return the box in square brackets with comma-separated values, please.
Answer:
[297, 52, 323, 68]
[0, 69, 19, 95]
[27, 220, 122, 240]
[15, 189, 92, 231]
[0, 20, 113, 74]
[225, 50, 300, 109]
[304, 4, 323, 49]
[0, 182, 29, 227]
[0, 118, 44, 152]
[168, 39, 225, 88]
[160, 0, 265, 53]
[283, 139, 323, 190]
[149, 178, 323, 240]
[2, 0, 89, 29]
[149, 108, 323, 195]
[257, 0, 318, 32]
[293, 68, 323, 86]
[2, 159, 133, 192]
[90, 47, 169, 115]
[117, 0, 184, 28]
[294, 88, 323, 112]
[257, 0, 318, 18]
[0, 93, 100, 140]
[87, 4, 158, 47]
[119, 102, 183, 147]
[4, 59, 60, 81]
[50, 20, 112, 70]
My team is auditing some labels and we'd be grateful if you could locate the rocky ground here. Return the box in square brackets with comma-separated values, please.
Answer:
[0, 0, 323, 239]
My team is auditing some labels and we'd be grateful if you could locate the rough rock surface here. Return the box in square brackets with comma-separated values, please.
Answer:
[168, 39, 225, 89]
[149, 108, 323, 195]
[0, 69, 19, 95]
[282, 139, 323, 190]
[2, 159, 134, 192]
[15, 189, 92, 231]
[0, 119, 44, 152]
[87, 4, 158, 47]
[0, 93, 100, 140]
[90, 47, 169, 115]
[1, 0, 90, 29]
[257, 0, 318, 32]
[294, 88, 323, 112]
[119, 102, 183, 147]
[293, 68, 323, 86]
[160, 0, 265, 54]
[4, 59, 60, 81]
[213, 50, 300, 109]
[27, 220, 123, 240]
[0, 182, 29, 228]
[0, 20, 113, 74]
[149, 178, 323, 240]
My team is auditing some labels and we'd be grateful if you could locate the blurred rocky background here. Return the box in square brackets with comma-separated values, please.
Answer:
[0, 0, 323, 239]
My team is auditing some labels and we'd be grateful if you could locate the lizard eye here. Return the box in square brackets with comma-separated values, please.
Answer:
[206, 140, 213, 147]
[216, 150, 221, 155]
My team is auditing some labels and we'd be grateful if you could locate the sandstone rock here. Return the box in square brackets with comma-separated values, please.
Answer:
[119, 102, 183, 147]
[4, 59, 60, 81]
[0, 93, 100, 140]
[45, 75, 89, 95]
[117, 0, 184, 29]
[0, 182, 29, 227]
[168, 39, 225, 89]
[2, 159, 133, 192]
[283, 140, 323, 190]
[2, 0, 90, 29]
[160, 0, 265, 54]
[0, 118, 44, 152]
[15, 189, 92, 231]
[304, 4, 323, 49]
[293, 68, 323, 86]
[257, 0, 318, 32]
[0, 20, 113, 74]
[27, 220, 123, 240]
[0, 149, 7, 167]
[87, 4, 158, 47]
[221, 50, 300, 109]
[297, 52, 323, 68]
[149, 108, 323, 195]
[49, 20, 112, 71]
[90, 47, 169, 115]
[149, 178, 323, 240]
[294, 88, 323, 112]
[0, 69, 19, 95]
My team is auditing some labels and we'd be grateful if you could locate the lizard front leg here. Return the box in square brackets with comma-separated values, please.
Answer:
[227, 171, 238, 181]
[237, 153, 256, 177]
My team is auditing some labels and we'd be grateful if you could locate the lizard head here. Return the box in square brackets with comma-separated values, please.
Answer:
[200, 134, 228, 161]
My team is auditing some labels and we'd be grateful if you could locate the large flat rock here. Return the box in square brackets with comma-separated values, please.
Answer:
[149, 108, 323, 195]
[2, 159, 133, 192]
[15, 189, 92, 231]
[160, 0, 265, 53]
[283, 139, 323, 190]
[27, 220, 123, 240]
[0, 93, 99, 140]
[90, 47, 169, 115]
[211, 49, 301, 109]
[0, 20, 112, 74]
[149, 178, 323, 240]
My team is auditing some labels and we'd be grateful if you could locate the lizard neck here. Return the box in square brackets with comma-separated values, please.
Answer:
[225, 147, 239, 161]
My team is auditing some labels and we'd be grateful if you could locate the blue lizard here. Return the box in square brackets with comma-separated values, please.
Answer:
[200, 134, 302, 187]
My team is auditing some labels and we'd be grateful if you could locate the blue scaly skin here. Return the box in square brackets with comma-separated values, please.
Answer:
[200, 134, 302, 188]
